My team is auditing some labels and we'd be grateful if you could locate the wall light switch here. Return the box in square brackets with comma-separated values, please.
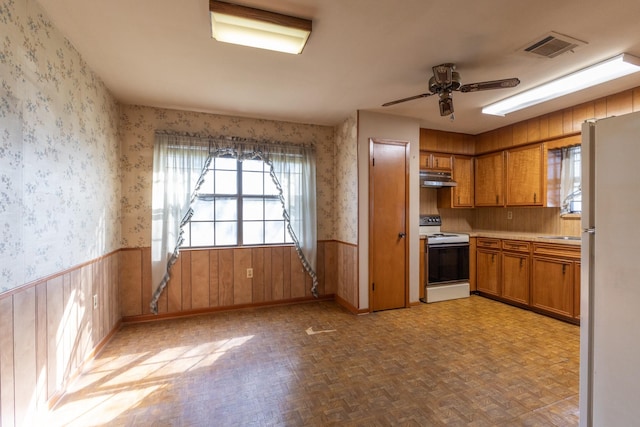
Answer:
[507, 211, 513, 220]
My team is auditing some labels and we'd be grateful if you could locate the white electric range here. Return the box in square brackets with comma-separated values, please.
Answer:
[420, 215, 470, 303]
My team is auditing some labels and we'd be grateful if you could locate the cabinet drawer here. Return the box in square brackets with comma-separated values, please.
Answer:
[502, 240, 530, 253]
[533, 243, 581, 259]
[477, 238, 501, 250]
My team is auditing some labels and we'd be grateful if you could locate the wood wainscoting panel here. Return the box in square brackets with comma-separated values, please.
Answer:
[219, 249, 234, 306]
[190, 250, 210, 309]
[120, 249, 142, 317]
[252, 247, 265, 303]
[271, 247, 284, 301]
[167, 255, 183, 313]
[46, 275, 64, 398]
[0, 295, 16, 427]
[120, 243, 340, 321]
[290, 247, 306, 299]
[0, 250, 121, 423]
[141, 248, 152, 315]
[13, 286, 37, 426]
[282, 247, 292, 300]
[209, 250, 220, 308]
[180, 251, 192, 311]
[233, 248, 253, 305]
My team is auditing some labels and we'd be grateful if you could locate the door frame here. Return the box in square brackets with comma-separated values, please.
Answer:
[368, 138, 410, 312]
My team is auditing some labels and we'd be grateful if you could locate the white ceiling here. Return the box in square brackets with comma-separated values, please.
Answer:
[38, 0, 640, 134]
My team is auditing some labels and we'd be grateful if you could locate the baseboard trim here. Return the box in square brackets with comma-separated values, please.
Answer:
[122, 294, 336, 323]
[335, 294, 368, 314]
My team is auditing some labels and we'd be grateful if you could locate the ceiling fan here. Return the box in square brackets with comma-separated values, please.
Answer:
[382, 63, 520, 116]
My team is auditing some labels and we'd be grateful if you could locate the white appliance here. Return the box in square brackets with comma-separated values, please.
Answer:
[420, 215, 470, 303]
[580, 112, 640, 426]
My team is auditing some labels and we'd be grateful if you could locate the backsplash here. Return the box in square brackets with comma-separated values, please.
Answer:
[420, 188, 580, 236]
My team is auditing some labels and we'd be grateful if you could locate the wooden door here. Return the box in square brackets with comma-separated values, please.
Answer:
[369, 138, 409, 311]
[475, 151, 504, 206]
[506, 144, 544, 206]
[502, 252, 529, 304]
[476, 249, 500, 296]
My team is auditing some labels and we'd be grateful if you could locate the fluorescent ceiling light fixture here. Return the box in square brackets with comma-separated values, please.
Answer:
[483, 53, 640, 116]
[209, 1, 312, 54]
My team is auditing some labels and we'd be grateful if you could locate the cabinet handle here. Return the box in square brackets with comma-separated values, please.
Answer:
[457, 195, 460, 205]
[436, 158, 439, 167]
[491, 254, 495, 263]
[562, 264, 566, 275]
[520, 258, 523, 269]
[496, 195, 499, 204]
[534, 193, 537, 203]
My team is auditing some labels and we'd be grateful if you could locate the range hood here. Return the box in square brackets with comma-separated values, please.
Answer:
[420, 170, 457, 188]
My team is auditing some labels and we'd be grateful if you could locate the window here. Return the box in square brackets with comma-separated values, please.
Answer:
[560, 145, 581, 214]
[181, 157, 293, 247]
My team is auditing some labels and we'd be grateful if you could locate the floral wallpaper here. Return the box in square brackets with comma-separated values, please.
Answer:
[334, 111, 358, 244]
[0, 0, 120, 292]
[119, 105, 336, 247]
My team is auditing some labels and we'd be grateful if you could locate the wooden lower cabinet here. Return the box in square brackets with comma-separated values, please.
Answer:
[475, 238, 580, 323]
[502, 252, 529, 305]
[574, 262, 581, 320]
[531, 257, 574, 318]
[476, 248, 500, 296]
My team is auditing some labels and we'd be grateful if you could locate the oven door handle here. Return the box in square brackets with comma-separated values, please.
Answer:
[427, 242, 470, 248]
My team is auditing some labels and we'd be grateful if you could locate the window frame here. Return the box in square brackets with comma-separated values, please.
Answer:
[181, 156, 292, 248]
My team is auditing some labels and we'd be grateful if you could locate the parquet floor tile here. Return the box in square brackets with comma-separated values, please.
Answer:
[46, 295, 579, 426]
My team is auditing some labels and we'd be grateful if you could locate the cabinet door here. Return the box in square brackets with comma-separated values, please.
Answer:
[475, 152, 504, 206]
[477, 249, 500, 296]
[506, 144, 544, 206]
[502, 253, 529, 305]
[431, 153, 452, 171]
[531, 257, 573, 317]
[453, 156, 474, 207]
[419, 239, 425, 300]
[574, 261, 581, 320]
[420, 152, 430, 170]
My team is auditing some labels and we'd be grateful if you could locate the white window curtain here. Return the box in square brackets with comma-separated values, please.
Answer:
[560, 145, 581, 214]
[150, 131, 317, 314]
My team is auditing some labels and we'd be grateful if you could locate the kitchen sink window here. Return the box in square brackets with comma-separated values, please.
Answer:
[560, 145, 581, 214]
[149, 131, 318, 313]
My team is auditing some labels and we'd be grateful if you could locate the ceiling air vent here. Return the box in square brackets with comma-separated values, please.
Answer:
[521, 32, 586, 58]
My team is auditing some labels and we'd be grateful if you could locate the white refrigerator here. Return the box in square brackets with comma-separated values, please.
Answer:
[580, 111, 640, 426]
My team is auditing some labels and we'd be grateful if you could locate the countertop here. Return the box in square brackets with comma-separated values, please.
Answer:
[453, 230, 581, 246]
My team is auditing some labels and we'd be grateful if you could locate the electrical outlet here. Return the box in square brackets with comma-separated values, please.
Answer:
[507, 211, 513, 220]
[93, 294, 98, 309]
[246, 268, 253, 278]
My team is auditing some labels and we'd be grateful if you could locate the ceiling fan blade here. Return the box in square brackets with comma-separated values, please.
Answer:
[459, 77, 520, 93]
[382, 92, 433, 107]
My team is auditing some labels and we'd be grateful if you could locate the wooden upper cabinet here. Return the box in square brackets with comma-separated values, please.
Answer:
[475, 151, 504, 206]
[437, 155, 474, 208]
[506, 143, 544, 206]
[452, 156, 473, 207]
[420, 151, 452, 171]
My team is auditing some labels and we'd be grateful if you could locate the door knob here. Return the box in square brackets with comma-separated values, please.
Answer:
[398, 232, 406, 238]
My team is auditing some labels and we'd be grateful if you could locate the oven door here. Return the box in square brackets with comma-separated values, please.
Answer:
[427, 243, 470, 285]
